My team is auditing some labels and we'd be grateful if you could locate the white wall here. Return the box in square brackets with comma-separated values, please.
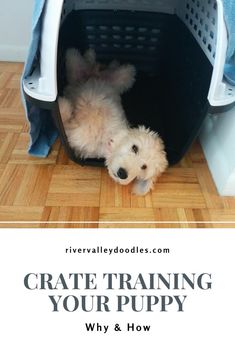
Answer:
[0, 0, 34, 62]
[200, 108, 235, 196]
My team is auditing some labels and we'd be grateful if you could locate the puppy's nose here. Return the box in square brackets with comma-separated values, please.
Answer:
[117, 168, 128, 180]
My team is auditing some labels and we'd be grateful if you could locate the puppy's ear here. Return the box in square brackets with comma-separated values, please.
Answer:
[105, 64, 136, 94]
[138, 125, 168, 175]
[132, 177, 156, 196]
[132, 126, 168, 196]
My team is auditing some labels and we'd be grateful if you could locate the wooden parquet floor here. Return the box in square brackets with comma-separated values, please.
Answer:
[0, 61, 235, 228]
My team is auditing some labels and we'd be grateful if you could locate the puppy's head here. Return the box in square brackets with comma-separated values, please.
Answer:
[105, 126, 168, 195]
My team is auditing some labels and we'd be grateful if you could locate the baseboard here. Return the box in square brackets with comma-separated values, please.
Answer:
[0, 45, 28, 62]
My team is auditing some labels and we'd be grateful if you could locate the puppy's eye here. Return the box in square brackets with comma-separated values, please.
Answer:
[132, 145, 138, 154]
[141, 164, 147, 170]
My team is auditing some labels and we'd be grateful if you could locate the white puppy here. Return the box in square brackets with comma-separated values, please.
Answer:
[59, 49, 168, 195]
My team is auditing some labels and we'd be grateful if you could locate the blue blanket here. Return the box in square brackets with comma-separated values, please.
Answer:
[223, 0, 235, 85]
[22, 0, 235, 158]
[22, 0, 58, 157]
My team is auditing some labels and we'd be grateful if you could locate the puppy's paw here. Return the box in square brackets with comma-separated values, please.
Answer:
[108, 60, 120, 70]
[66, 48, 87, 83]
[84, 48, 96, 66]
[58, 97, 73, 124]
[107, 64, 136, 94]
[132, 178, 154, 196]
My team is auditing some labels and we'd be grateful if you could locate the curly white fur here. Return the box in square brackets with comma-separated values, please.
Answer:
[59, 48, 168, 195]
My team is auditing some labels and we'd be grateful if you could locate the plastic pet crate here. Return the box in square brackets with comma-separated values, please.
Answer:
[23, 0, 235, 165]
